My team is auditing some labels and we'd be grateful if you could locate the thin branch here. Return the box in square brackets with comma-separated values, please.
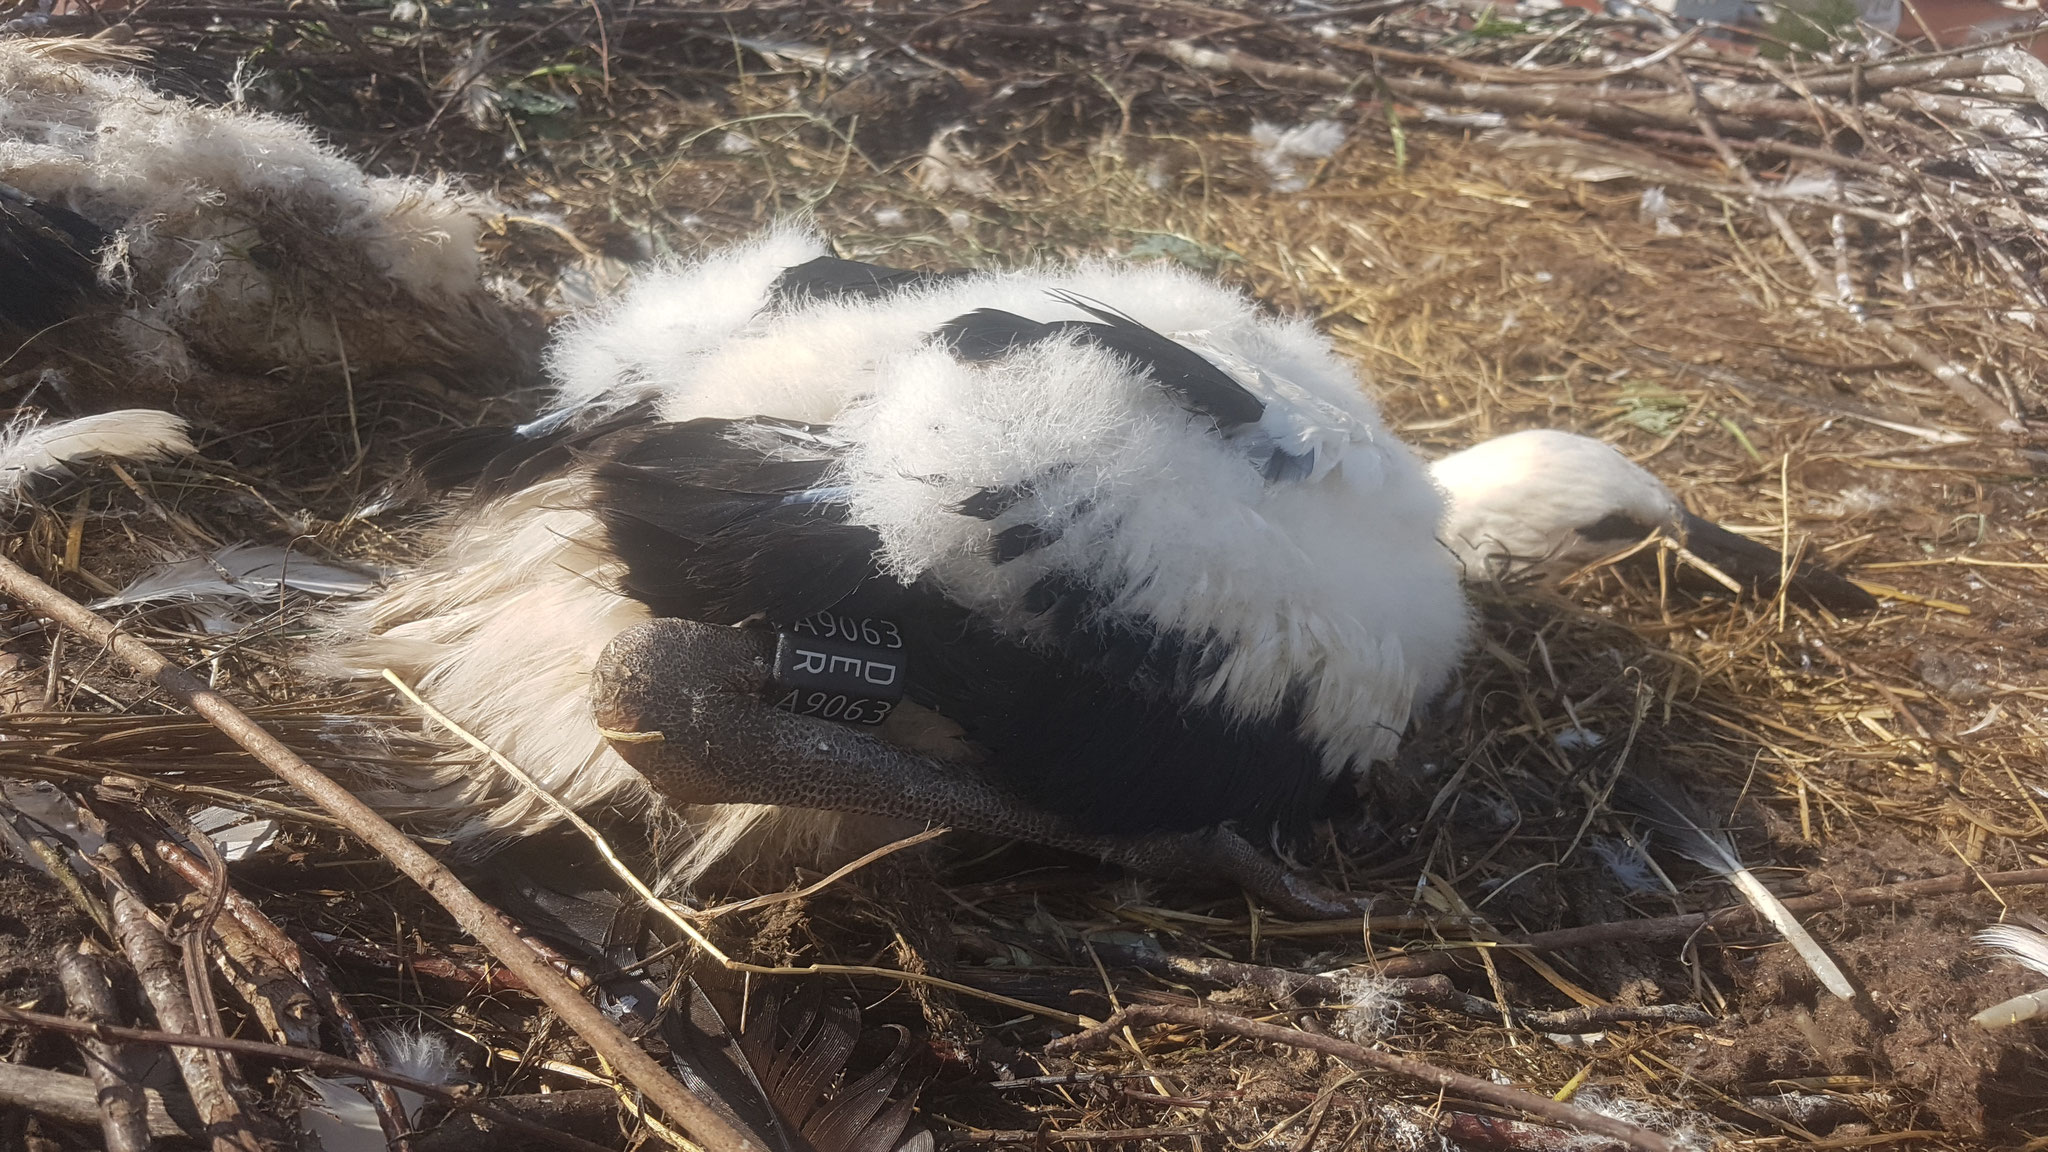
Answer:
[149, 833, 409, 1151]
[57, 946, 153, 1152]
[0, 1005, 619, 1152]
[1047, 1004, 1681, 1152]
[0, 1059, 199, 1141]
[1373, 865, 2048, 978]
[0, 554, 764, 1152]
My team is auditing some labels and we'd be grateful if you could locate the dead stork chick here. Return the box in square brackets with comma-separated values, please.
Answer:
[320, 228, 1472, 915]
[1430, 428, 1877, 614]
[0, 38, 539, 426]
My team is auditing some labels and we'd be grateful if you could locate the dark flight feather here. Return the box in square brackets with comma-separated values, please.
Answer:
[1043, 290, 1266, 428]
[405, 401, 660, 500]
[591, 418, 881, 625]
[670, 980, 930, 1152]
[0, 181, 109, 332]
[772, 255, 967, 306]
[991, 522, 1061, 564]
[936, 295, 1266, 430]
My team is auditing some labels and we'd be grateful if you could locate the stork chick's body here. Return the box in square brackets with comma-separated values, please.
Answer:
[0, 38, 535, 424]
[323, 228, 1470, 896]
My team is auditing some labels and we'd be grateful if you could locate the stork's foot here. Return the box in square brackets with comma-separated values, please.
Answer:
[589, 619, 1369, 919]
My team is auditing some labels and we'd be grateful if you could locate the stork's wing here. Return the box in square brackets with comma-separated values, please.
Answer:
[583, 416, 1336, 840]
[591, 418, 881, 626]
[405, 401, 660, 500]
[937, 296, 1267, 431]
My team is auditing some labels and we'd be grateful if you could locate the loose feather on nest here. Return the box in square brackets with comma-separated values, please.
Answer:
[0, 408, 192, 497]
[94, 542, 379, 609]
[1972, 921, 2048, 1028]
[673, 980, 931, 1152]
[1616, 769, 1856, 1000]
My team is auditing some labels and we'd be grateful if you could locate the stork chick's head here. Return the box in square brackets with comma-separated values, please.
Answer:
[1431, 429, 1680, 579]
[1430, 428, 1878, 615]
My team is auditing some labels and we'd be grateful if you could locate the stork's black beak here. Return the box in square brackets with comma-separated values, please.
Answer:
[1677, 510, 1879, 616]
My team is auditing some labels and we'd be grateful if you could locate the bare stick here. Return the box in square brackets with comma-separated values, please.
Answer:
[0, 1060, 200, 1140]
[1102, 951, 1711, 1029]
[1047, 1004, 1680, 1152]
[57, 945, 153, 1152]
[151, 836, 409, 1151]
[1150, 39, 1808, 133]
[0, 555, 765, 1152]
[0, 1005, 619, 1152]
[98, 847, 268, 1152]
[937, 1125, 1205, 1144]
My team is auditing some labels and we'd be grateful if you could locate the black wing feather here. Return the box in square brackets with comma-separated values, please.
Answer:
[593, 419, 880, 625]
[0, 182, 108, 332]
[406, 402, 660, 500]
[936, 308, 1059, 362]
[1044, 291, 1266, 429]
[936, 296, 1266, 430]
[772, 256, 966, 306]
[826, 574, 1334, 838]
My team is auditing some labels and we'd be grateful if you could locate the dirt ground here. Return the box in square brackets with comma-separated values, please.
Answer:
[5, 6, 2048, 1149]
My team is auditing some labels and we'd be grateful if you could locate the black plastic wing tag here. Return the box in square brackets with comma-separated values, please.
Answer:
[769, 614, 907, 727]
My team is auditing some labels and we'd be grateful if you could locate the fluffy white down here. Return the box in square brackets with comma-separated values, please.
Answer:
[1429, 429, 1682, 578]
[331, 226, 1470, 879]
[314, 477, 871, 881]
[314, 480, 653, 838]
[0, 41, 500, 386]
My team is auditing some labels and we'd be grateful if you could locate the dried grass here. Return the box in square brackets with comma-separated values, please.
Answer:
[2, 6, 2047, 1148]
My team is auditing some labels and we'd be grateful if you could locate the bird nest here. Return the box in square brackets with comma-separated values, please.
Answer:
[2, 1, 2047, 1149]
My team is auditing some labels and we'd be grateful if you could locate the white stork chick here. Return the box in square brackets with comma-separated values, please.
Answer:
[0, 37, 536, 425]
[319, 227, 1471, 913]
[1430, 429, 1876, 614]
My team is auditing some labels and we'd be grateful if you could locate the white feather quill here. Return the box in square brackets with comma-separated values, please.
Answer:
[1620, 777, 1857, 1001]
[1971, 923, 2048, 1028]
[0, 409, 194, 497]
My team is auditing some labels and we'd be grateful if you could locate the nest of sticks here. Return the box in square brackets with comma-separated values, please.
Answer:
[3, 0, 2048, 1148]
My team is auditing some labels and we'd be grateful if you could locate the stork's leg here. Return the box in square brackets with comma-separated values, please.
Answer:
[590, 619, 1369, 919]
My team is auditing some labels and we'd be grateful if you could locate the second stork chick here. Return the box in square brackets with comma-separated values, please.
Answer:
[322, 228, 1472, 914]
[0, 37, 538, 426]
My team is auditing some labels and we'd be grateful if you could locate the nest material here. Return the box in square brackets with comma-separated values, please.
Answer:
[1, 2, 2047, 1148]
